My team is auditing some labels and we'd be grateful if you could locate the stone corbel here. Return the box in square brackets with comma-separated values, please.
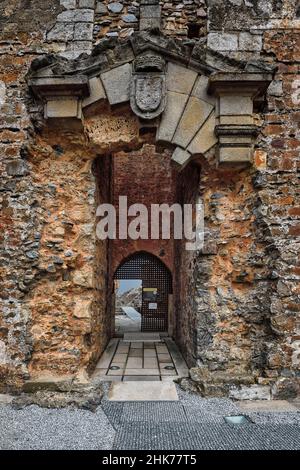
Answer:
[28, 76, 90, 120]
[208, 73, 272, 165]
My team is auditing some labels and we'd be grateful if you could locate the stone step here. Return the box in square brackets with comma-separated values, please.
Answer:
[108, 381, 179, 401]
[123, 332, 161, 342]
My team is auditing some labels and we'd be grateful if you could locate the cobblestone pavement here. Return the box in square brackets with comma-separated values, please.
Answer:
[0, 385, 299, 450]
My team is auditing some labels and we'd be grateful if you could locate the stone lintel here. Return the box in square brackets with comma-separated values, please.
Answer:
[208, 72, 273, 98]
[28, 76, 90, 99]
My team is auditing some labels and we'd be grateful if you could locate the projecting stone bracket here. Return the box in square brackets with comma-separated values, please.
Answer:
[208, 72, 273, 165]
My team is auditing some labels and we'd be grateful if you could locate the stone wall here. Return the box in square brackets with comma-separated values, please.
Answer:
[0, 0, 299, 398]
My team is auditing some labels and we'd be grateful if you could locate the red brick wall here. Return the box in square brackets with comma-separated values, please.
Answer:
[111, 144, 177, 276]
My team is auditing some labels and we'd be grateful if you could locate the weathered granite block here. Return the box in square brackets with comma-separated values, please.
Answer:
[239, 32, 263, 51]
[47, 23, 74, 41]
[57, 8, 94, 22]
[166, 62, 197, 95]
[82, 77, 106, 107]
[171, 147, 191, 169]
[188, 112, 217, 155]
[74, 22, 94, 40]
[78, 0, 95, 8]
[46, 99, 81, 118]
[173, 97, 214, 149]
[101, 63, 132, 105]
[156, 91, 189, 143]
[207, 32, 238, 51]
[219, 95, 253, 115]
[108, 2, 124, 13]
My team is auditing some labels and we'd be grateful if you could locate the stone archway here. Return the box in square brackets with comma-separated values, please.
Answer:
[24, 29, 274, 391]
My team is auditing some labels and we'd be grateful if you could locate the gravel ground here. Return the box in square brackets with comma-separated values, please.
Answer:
[0, 405, 115, 450]
[0, 383, 299, 450]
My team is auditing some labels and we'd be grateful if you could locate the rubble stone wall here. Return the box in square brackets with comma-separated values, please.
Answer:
[0, 0, 299, 398]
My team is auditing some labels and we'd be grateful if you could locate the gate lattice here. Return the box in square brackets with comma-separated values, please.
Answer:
[114, 252, 172, 332]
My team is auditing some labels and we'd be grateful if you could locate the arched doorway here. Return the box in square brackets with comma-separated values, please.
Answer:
[114, 252, 172, 333]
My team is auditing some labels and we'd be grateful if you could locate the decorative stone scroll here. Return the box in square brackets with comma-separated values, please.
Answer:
[130, 51, 166, 120]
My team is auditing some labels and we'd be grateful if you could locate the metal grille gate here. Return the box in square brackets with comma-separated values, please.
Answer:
[114, 252, 172, 332]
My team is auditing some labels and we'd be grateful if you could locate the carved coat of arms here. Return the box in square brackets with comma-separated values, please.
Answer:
[130, 52, 166, 120]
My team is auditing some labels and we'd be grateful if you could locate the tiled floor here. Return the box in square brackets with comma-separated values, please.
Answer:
[93, 336, 189, 382]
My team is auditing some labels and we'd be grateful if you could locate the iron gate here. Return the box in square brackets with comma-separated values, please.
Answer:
[114, 252, 172, 332]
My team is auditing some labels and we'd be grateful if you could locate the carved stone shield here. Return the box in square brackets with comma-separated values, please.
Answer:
[130, 73, 166, 120]
[135, 77, 162, 112]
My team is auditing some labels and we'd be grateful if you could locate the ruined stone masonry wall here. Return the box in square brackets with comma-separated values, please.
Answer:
[0, 0, 299, 398]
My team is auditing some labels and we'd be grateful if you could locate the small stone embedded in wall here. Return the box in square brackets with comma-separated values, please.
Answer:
[108, 2, 124, 13]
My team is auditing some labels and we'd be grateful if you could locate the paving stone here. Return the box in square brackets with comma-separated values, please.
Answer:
[112, 353, 127, 363]
[128, 350, 143, 358]
[144, 349, 156, 357]
[187, 112, 217, 155]
[126, 357, 143, 368]
[96, 339, 119, 368]
[172, 97, 214, 148]
[157, 353, 172, 362]
[108, 382, 178, 401]
[144, 358, 158, 368]
[124, 368, 159, 376]
[123, 376, 160, 381]
[124, 333, 161, 342]
[130, 342, 143, 349]
[166, 62, 197, 95]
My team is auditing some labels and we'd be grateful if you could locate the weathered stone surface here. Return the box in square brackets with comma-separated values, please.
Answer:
[46, 99, 80, 118]
[57, 9, 94, 23]
[272, 378, 300, 400]
[191, 75, 215, 106]
[219, 95, 253, 116]
[78, 0, 95, 8]
[14, 383, 103, 410]
[229, 385, 271, 401]
[207, 32, 238, 51]
[47, 23, 75, 41]
[108, 2, 123, 14]
[74, 22, 94, 41]
[188, 112, 217, 155]
[156, 91, 189, 143]
[101, 63, 132, 105]
[171, 147, 191, 169]
[6, 160, 29, 176]
[82, 77, 106, 107]
[166, 62, 197, 95]
[239, 32, 263, 51]
[121, 14, 138, 23]
[172, 97, 214, 148]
